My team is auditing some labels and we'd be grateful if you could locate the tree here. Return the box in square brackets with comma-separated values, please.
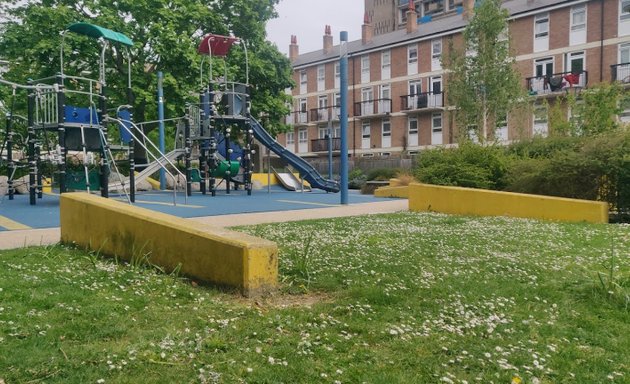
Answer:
[0, 0, 293, 134]
[443, 0, 524, 142]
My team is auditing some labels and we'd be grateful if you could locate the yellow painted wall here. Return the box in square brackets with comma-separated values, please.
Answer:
[374, 186, 409, 198]
[60, 193, 278, 296]
[409, 183, 608, 224]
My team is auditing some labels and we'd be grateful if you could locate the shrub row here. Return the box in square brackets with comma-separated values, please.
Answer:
[413, 130, 630, 215]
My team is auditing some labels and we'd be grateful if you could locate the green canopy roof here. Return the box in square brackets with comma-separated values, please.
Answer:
[67, 22, 133, 47]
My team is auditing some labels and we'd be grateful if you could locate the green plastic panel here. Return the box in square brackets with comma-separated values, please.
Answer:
[67, 22, 134, 47]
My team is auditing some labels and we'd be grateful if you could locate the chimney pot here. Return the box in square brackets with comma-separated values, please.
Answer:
[406, 0, 418, 34]
[362, 12, 373, 45]
[289, 35, 299, 61]
[323, 25, 333, 54]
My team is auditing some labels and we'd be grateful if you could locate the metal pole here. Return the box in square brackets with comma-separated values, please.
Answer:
[158, 71, 166, 190]
[340, 31, 349, 205]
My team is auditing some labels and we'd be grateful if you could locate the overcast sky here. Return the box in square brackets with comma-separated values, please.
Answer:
[266, 0, 364, 56]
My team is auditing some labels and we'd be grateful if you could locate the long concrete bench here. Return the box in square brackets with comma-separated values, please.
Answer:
[409, 183, 608, 224]
[60, 193, 278, 296]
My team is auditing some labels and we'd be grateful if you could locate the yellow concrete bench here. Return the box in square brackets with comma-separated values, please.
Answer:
[374, 185, 409, 198]
[409, 183, 608, 224]
[60, 193, 278, 296]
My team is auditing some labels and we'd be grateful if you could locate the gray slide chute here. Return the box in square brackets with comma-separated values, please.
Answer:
[250, 117, 339, 193]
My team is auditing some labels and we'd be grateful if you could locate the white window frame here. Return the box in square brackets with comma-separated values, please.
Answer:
[317, 65, 325, 91]
[571, 4, 586, 31]
[361, 55, 370, 83]
[408, 117, 418, 135]
[431, 39, 442, 60]
[432, 113, 443, 133]
[381, 50, 391, 80]
[299, 70, 307, 94]
[382, 119, 391, 137]
[381, 50, 391, 69]
[298, 128, 308, 143]
[362, 122, 371, 139]
[408, 45, 418, 65]
[535, 13, 549, 39]
[286, 131, 295, 146]
[334, 63, 340, 88]
[621, 0, 630, 21]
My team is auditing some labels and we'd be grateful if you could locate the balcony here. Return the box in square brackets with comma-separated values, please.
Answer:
[288, 110, 308, 125]
[526, 70, 588, 96]
[611, 63, 630, 83]
[354, 98, 392, 118]
[310, 105, 341, 123]
[400, 91, 444, 112]
[311, 137, 341, 152]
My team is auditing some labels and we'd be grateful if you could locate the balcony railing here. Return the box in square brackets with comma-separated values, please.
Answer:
[354, 98, 392, 117]
[526, 70, 588, 95]
[287, 110, 308, 125]
[309, 105, 341, 122]
[400, 91, 444, 111]
[611, 63, 630, 83]
[311, 137, 341, 152]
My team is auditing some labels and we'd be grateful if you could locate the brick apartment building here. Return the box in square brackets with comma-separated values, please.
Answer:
[277, 0, 630, 160]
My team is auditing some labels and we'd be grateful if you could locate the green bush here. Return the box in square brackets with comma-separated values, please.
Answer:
[348, 168, 367, 189]
[366, 168, 400, 181]
[414, 143, 509, 190]
[506, 130, 630, 214]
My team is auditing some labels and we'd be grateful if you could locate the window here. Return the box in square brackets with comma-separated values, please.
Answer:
[535, 13, 549, 39]
[423, 0, 445, 16]
[318, 126, 329, 139]
[361, 55, 370, 83]
[298, 128, 308, 143]
[622, 0, 630, 21]
[334, 63, 340, 88]
[566, 51, 585, 74]
[300, 70, 307, 86]
[620, 43, 630, 63]
[408, 45, 418, 64]
[382, 120, 391, 137]
[382, 50, 391, 69]
[571, 5, 586, 31]
[317, 65, 325, 82]
[408, 117, 418, 135]
[361, 55, 370, 75]
[432, 39, 442, 60]
[299, 98, 307, 113]
[432, 113, 443, 133]
[286, 132, 295, 145]
[535, 57, 554, 78]
[362, 122, 371, 138]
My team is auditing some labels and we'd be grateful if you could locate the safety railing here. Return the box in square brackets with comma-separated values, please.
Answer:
[400, 91, 444, 111]
[526, 70, 588, 95]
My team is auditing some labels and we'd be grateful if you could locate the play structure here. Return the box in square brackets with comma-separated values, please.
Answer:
[1, 23, 339, 206]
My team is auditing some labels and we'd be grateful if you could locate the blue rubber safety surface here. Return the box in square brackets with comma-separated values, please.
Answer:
[0, 187, 394, 231]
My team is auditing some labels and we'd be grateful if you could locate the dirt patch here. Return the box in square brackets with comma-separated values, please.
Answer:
[234, 291, 333, 310]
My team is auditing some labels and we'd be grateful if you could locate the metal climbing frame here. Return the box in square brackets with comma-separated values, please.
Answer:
[190, 33, 256, 197]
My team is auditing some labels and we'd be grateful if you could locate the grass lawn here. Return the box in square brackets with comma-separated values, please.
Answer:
[0, 212, 629, 383]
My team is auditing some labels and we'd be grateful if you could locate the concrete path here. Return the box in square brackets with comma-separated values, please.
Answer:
[0, 199, 408, 250]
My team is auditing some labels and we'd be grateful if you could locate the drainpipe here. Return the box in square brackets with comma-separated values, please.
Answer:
[599, 0, 604, 83]
[351, 55, 356, 158]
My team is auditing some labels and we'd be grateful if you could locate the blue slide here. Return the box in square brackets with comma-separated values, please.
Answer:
[250, 117, 340, 193]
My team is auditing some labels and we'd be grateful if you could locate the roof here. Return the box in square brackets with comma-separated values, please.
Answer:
[67, 22, 134, 47]
[292, 0, 578, 68]
[198, 34, 240, 57]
